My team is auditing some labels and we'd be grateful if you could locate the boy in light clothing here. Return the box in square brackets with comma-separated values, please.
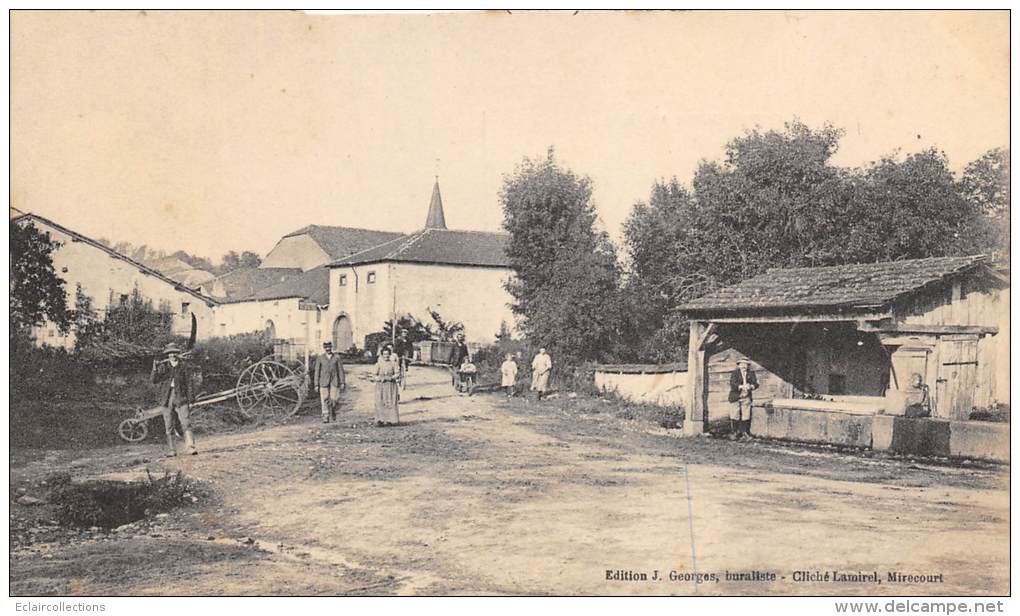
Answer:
[500, 354, 519, 398]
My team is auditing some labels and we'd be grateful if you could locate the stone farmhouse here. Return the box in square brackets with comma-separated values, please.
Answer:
[11, 210, 218, 349]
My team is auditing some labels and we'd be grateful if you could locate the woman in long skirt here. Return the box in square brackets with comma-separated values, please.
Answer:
[374, 345, 400, 426]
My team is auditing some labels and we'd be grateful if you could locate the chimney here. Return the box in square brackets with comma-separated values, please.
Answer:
[425, 178, 447, 229]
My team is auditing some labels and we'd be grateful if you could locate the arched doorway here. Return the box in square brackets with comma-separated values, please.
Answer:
[332, 315, 353, 352]
[264, 319, 276, 340]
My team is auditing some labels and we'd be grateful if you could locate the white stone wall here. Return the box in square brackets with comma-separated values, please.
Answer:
[594, 369, 688, 407]
[328, 262, 516, 348]
[212, 297, 307, 340]
[260, 234, 329, 271]
[26, 222, 215, 348]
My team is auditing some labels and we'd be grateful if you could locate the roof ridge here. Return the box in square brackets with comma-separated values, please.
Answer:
[283, 223, 407, 238]
[385, 228, 432, 259]
[765, 254, 987, 274]
[427, 228, 509, 236]
[330, 234, 412, 265]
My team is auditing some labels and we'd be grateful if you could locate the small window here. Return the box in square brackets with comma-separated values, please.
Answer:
[61, 266, 68, 273]
[338, 274, 347, 286]
[367, 271, 376, 284]
[316, 310, 322, 324]
[181, 302, 190, 316]
[48, 329, 55, 338]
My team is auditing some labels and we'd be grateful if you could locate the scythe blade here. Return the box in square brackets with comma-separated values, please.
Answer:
[187, 313, 197, 350]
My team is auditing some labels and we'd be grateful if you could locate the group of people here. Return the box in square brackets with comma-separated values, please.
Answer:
[314, 339, 402, 428]
[495, 347, 552, 400]
[148, 334, 558, 458]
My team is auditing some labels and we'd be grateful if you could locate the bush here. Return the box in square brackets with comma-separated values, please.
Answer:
[10, 340, 94, 398]
[189, 331, 273, 378]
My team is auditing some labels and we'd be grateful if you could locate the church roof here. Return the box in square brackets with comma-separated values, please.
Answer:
[281, 224, 405, 260]
[329, 227, 510, 268]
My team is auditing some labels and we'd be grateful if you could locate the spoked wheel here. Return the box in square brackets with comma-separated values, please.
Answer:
[118, 418, 149, 442]
[236, 359, 306, 421]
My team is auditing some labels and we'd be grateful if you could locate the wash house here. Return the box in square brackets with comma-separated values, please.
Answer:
[679, 256, 1009, 436]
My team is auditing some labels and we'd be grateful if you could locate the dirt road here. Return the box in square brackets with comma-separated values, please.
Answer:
[10, 366, 1010, 596]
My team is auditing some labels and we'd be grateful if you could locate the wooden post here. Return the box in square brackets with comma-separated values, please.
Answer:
[684, 320, 708, 436]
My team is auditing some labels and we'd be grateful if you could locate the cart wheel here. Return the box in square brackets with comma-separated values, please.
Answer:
[236, 359, 306, 421]
[118, 418, 148, 443]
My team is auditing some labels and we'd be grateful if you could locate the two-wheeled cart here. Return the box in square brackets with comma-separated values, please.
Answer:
[117, 357, 306, 443]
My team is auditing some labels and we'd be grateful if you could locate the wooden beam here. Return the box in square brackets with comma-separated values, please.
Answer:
[704, 312, 890, 324]
[683, 321, 708, 437]
[697, 322, 717, 351]
[858, 323, 999, 336]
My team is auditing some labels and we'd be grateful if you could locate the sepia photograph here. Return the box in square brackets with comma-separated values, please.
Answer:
[6, 7, 1012, 606]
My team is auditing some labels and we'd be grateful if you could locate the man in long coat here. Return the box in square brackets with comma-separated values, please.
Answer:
[151, 343, 197, 456]
[314, 341, 346, 423]
[727, 358, 758, 439]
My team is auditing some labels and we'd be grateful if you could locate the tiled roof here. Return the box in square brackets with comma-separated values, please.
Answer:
[252, 266, 330, 304]
[330, 228, 510, 268]
[282, 224, 406, 260]
[681, 255, 992, 313]
[207, 267, 303, 302]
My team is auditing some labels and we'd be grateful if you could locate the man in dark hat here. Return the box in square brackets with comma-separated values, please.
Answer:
[151, 342, 197, 456]
[727, 358, 758, 439]
[393, 328, 414, 389]
[314, 341, 346, 423]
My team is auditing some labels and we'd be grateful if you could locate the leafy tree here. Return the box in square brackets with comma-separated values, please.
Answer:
[74, 287, 175, 354]
[500, 148, 625, 364]
[10, 220, 70, 338]
[961, 147, 1010, 218]
[218, 250, 261, 273]
[958, 147, 1009, 261]
[845, 148, 978, 262]
[382, 314, 434, 343]
[427, 308, 465, 342]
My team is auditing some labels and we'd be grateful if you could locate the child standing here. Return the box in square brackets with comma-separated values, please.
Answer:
[500, 353, 519, 398]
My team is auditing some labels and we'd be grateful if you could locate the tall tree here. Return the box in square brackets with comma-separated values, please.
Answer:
[958, 147, 1009, 261]
[501, 148, 624, 364]
[10, 220, 70, 338]
[846, 148, 978, 262]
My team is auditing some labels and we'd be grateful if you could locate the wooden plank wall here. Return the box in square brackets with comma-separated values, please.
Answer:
[897, 278, 1008, 407]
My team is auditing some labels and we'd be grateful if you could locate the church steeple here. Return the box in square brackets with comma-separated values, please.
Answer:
[425, 177, 447, 229]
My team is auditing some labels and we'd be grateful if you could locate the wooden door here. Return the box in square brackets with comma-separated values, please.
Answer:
[332, 315, 353, 352]
[935, 335, 979, 420]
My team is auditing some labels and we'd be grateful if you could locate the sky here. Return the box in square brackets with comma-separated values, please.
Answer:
[10, 10, 1010, 261]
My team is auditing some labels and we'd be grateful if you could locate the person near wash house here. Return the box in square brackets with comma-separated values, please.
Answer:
[151, 343, 198, 456]
[373, 345, 401, 426]
[314, 341, 346, 423]
[530, 348, 552, 401]
[727, 358, 758, 439]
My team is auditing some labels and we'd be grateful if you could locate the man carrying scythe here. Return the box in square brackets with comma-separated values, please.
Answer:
[151, 342, 198, 456]
[150, 313, 199, 456]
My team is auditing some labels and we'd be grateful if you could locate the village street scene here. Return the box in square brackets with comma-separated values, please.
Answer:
[7, 10, 1012, 600]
